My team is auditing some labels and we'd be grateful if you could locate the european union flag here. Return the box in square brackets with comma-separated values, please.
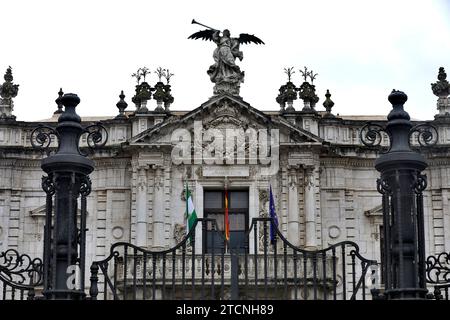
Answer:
[269, 185, 279, 244]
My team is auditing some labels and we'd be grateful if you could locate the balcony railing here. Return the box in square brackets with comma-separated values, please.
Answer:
[90, 218, 378, 300]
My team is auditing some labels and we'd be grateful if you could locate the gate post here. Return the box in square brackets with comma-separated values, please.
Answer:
[31, 93, 107, 299]
[362, 90, 437, 299]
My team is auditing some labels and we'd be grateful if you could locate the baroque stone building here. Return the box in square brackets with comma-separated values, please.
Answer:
[1, 60, 450, 294]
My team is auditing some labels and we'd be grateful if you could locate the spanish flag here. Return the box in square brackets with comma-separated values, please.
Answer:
[224, 190, 230, 241]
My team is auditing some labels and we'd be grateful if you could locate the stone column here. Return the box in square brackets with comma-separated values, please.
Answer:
[136, 167, 148, 247]
[287, 166, 300, 246]
[304, 166, 317, 249]
[152, 165, 165, 249]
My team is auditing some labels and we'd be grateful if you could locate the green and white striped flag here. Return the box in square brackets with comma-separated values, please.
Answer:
[185, 182, 197, 239]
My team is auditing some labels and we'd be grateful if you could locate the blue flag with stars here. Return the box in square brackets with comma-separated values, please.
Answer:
[269, 185, 279, 244]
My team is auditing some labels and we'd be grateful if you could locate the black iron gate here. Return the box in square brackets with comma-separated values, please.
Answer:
[0, 249, 43, 300]
[425, 252, 450, 300]
[89, 218, 378, 300]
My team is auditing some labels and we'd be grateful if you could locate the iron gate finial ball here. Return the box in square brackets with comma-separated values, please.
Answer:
[387, 89, 410, 122]
[61, 93, 80, 107]
[388, 89, 408, 106]
[58, 93, 82, 123]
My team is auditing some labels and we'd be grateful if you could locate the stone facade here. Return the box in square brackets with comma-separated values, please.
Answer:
[1, 66, 450, 289]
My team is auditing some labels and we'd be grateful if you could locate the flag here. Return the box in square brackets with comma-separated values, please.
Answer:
[185, 182, 197, 241]
[269, 185, 279, 244]
[224, 189, 230, 241]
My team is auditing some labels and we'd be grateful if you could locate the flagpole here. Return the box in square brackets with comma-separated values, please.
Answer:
[185, 176, 188, 239]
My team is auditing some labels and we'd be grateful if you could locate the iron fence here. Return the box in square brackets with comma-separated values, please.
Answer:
[90, 218, 378, 300]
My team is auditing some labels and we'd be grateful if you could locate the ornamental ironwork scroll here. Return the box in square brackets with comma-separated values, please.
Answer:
[360, 123, 389, 150]
[30, 125, 59, 155]
[83, 123, 108, 149]
[0, 249, 43, 286]
[360, 122, 438, 151]
[0, 249, 43, 300]
[79, 122, 108, 156]
[376, 178, 392, 195]
[31, 123, 108, 155]
[41, 175, 56, 196]
[413, 174, 427, 194]
[426, 252, 450, 284]
[425, 252, 450, 300]
[409, 123, 438, 147]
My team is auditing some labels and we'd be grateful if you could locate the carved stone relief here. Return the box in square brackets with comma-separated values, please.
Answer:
[112, 226, 124, 239]
[195, 166, 203, 179]
[153, 166, 164, 190]
[249, 166, 258, 178]
[174, 223, 186, 244]
[328, 225, 341, 239]
[180, 183, 194, 201]
[259, 189, 269, 207]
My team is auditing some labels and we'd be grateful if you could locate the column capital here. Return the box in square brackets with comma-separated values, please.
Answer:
[150, 164, 164, 171]
[287, 163, 300, 171]
[137, 165, 148, 172]
[134, 160, 151, 171]
[302, 164, 316, 172]
[137, 168, 147, 189]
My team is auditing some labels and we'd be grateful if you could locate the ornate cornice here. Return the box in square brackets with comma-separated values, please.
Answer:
[427, 158, 450, 166]
[320, 157, 375, 168]
[0, 159, 41, 167]
[93, 158, 131, 168]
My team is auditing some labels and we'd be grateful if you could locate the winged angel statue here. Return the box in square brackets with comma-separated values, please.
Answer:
[189, 20, 264, 95]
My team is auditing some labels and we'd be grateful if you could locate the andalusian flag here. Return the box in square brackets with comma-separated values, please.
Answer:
[185, 183, 197, 240]
[224, 190, 230, 241]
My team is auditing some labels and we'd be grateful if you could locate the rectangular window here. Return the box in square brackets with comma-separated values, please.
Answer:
[203, 190, 249, 253]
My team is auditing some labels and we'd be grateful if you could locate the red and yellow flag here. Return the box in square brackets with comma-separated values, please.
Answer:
[224, 190, 230, 241]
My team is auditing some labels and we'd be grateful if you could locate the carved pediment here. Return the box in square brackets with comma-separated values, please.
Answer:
[30, 204, 88, 218]
[129, 93, 323, 146]
[364, 204, 383, 217]
[213, 100, 239, 118]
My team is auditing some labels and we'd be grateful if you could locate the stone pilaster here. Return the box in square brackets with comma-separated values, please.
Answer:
[152, 165, 165, 249]
[287, 166, 300, 246]
[304, 166, 317, 249]
[135, 166, 148, 247]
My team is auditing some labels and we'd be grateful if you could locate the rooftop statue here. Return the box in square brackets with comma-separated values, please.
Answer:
[189, 19, 264, 96]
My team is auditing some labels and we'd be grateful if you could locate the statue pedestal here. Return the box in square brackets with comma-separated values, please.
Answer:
[213, 81, 241, 96]
[0, 99, 16, 120]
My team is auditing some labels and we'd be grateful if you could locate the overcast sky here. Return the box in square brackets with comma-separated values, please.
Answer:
[1, 0, 449, 121]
